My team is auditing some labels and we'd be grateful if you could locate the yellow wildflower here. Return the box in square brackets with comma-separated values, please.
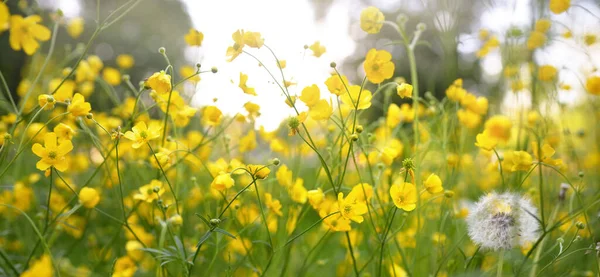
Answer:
[67, 17, 84, 38]
[390, 181, 417, 211]
[78, 187, 100, 208]
[117, 54, 135, 69]
[134, 180, 165, 203]
[123, 121, 161, 148]
[340, 85, 372, 110]
[184, 28, 204, 46]
[360, 6, 384, 34]
[424, 173, 443, 194]
[337, 190, 368, 223]
[9, 15, 51, 55]
[32, 132, 73, 172]
[364, 48, 395, 84]
[309, 41, 326, 57]
[397, 83, 413, 98]
[239, 72, 257, 96]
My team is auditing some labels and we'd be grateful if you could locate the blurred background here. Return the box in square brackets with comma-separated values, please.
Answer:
[2, 0, 599, 130]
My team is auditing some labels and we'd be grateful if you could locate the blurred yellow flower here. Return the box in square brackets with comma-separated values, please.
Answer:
[360, 6, 384, 34]
[325, 74, 349, 96]
[134, 179, 165, 202]
[247, 164, 270, 179]
[117, 54, 135, 69]
[38, 94, 55, 110]
[534, 19, 551, 33]
[67, 17, 84, 38]
[180, 65, 200, 83]
[9, 15, 51, 55]
[537, 65, 557, 81]
[265, 193, 283, 216]
[145, 71, 171, 95]
[506, 151, 533, 172]
[78, 187, 100, 208]
[390, 181, 417, 211]
[32, 132, 73, 172]
[340, 85, 372, 110]
[397, 82, 413, 98]
[184, 28, 204, 46]
[68, 93, 91, 117]
[364, 48, 395, 84]
[123, 121, 161, 148]
[300, 84, 321, 107]
[239, 72, 257, 96]
[242, 31, 264, 48]
[211, 172, 235, 191]
[475, 130, 498, 151]
[54, 123, 76, 142]
[585, 76, 600, 95]
[103, 67, 122, 86]
[309, 41, 326, 57]
[202, 105, 223, 126]
[0, 2, 9, 33]
[424, 173, 443, 194]
[113, 256, 137, 277]
[20, 254, 53, 277]
[527, 31, 546, 49]
[484, 115, 512, 142]
[550, 0, 570, 14]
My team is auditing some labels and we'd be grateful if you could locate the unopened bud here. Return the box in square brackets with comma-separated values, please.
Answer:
[356, 125, 363, 133]
[158, 47, 166, 54]
[576, 222, 586, 230]
[209, 218, 221, 226]
[330, 62, 337, 68]
[417, 22, 427, 32]
[86, 113, 93, 119]
[211, 67, 218, 73]
[195, 63, 201, 69]
[272, 158, 280, 166]
[444, 190, 455, 198]
[350, 133, 359, 142]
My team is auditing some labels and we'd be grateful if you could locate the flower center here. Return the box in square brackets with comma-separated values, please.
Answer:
[48, 151, 57, 159]
[344, 205, 352, 214]
[140, 131, 148, 139]
[372, 64, 380, 71]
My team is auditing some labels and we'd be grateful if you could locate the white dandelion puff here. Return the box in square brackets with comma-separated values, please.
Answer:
[466, 192, 540, 250]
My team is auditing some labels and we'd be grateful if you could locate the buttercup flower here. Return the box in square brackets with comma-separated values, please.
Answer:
[134, 179, 165, 203]
[337, 190, 368, 223]
[123, 121, 161, 148]
[247, 164, 270, 179]
[211, 172, 234, 191]
[78, 187, 100, 208]
[239, 72, 257, 96]
[360, 6, 384, 34]
[397, 83, 413, 98]
[242, 31, 264, 48]
[38, 94, 55, 110]
[424, 174, 443, 194]
[0, 2, 9, 33]
[9, 15, 51, 55]
[67, 17, 84, 38]
[184, 28, 204, 46]
[226, 29, 245, 62]
[325, 74, 349, 96]
[390, 181, 417, 211]
[202, 106, 223, 126]
[145, 71, 171, 95]
[117, 54, 135, 69]
[309, 41, 326, 57]
[32, 132, 73, 172]
[20, 254, 53, 277]
[300, 84, 320, 107]
[484, 115, 512, 142]
[467, 192, 539, 250]
[103, 67, 122, 86]
[364, 49, 395, 84]
[475, 130, 498, 151]
[550, 0, 570, 14]
[340, 85, 372, 110]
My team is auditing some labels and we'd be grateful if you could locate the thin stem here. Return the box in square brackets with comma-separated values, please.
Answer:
[497, 249, 505, 277]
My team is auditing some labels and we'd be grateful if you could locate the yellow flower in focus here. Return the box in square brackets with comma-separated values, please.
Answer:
[0, 2, 9, 33]
[550, 0, 570, 14]
[211, 172, 235, 191]
[309, 99, 333, 120]
[390, 181, 417, 211]
[397, 83, 413, 98]
[117, 54, 135, 69]
[20, 254, 53, 277]
[247, 164, 270, 179]
[123, 121, 161, 149]
[537, 65, 557, 81]
[239, 72, 257, 96]
[585, 76, 600, 95]
[9, 15, 51, 55]
[112, 256, 137, 277]
[32, 132, 73, 172]
[527, 31, 546, 49]
[484, 115, 512, 142]
[340, 85, 372, 110]
[364, 48, 395, 84]
[475, 130, 498, 151]
[184, 28, 204, 46]
[424, 173, 443, 194]
[242, 31, 264, 48]
[325, 74, 349, 96]
[38, 94, 55, 110]
[300, 84, 321, 107]
[67, 17, 84, 38]
[202, 105, 223, 126]
[337, 190, 368, 223]
[134, 179, 165, 203]
[360, 6, 384, 34]
[180, 65, 200, 83]
[103, 67, 122, 86]
[145, 71, 171, 95]
[309, 41, 326, 57]
[78, 187, 100, 208]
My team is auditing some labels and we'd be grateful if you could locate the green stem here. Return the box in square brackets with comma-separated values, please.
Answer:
[497, 249, 505, 277]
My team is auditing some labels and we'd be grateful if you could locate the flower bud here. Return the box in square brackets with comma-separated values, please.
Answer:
[576, 222, 586, 230]
[303, 44, 309, 49]
[444, 190, 455, 198]
[158, 47, 166, 54]
[211, 67, 218, 73]
[195, 63, 201, 69]
[86, 113, 93, 119]
[578, 171, 584, 178]
[350, 133, 359, 141]
[417, 22, 427, 32]
[556, 237, 564, 244]
[272, 158, 280, 166]
[122, 74, 130, 82]
[330, 62, 337, 68]
[209, 218, 221, 227]
[356, 125, 363, 133]
[396, 14, 408, 25]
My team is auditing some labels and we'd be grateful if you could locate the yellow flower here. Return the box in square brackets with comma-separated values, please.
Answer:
[475, 130, 498, 151]
[32, 132, 73, 172]
[184, 28, 204, 46]
[117, 54, 135, 69]
[239, 72, 257, 96]
[364, 48, 395, 84]
[506, 151, 533, 172]
[103, 67, 122, 86]
[265, 193, 283, 216]
[307, 188, 324, 209]
[78, 187, 100, 208]
[211, 172, 235, 191]
[397, 83, 413, 98]
[112, 256, 137, 277]
[123, 121, 161, 149]
[534, 19, 551, 33]
[337, 190, 368, 223]
[390, 181, 417, 211]
[424, 174, 443, 194]
[202, 105, 223, 126]
[226, 29, 245, 62]
[67, 93, 91, 117]
[242, 31, 264, 48]
[445, 79, 467, 101]
[247, 164, 270, 179]
[20, 254, 53, 277]
[300, 84, 321, 107]
[527, 31, 546, 49]
[550, 0, 570, 14]
[54, 123, 76, 142]
[180, 65, 200, 83]
[239, 130, 257, 152]
[125, 240, 144, 261]
[584, 34, 597, 46]
[325, 74, 349, 96]
[538, 65, 557, 81]
[38, 94, 55, 110]
[290, 178, 308, 204]
[309, 99, 333, 120]
[309, 41, 326, 57]
[484, 115, 512, 142]
[585, 76, 600, 95]
[276, 165, 293, 187]
[67, 17, 84, 38]
[9, 15, 51, 55]
[360, 6, 384, 34]
[134, 179, 165, 203]
[145, 71, 171, 95]
[340, 85, 372, 110]
[0, 2, 9, 33]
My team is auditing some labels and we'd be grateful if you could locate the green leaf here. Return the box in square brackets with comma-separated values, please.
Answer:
[214, 228, 236, 239]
